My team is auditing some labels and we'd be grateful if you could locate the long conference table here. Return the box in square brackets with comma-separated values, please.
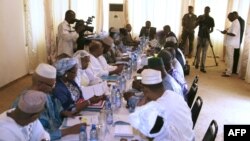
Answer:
[58, 54, 149, 141]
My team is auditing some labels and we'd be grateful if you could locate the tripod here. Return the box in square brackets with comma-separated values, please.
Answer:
[192, 40, 218, 67]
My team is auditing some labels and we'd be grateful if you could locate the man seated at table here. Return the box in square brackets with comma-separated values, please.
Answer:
[120, 24, 140, 47]
[123, 57, 183, 107]
[12, 63, 88, 140]
[158, 49, 188, 99]
[128, 69, 194, 141]
[88, 40, 123, 77]
[0, 90, 50, 141]
[139, 21, 156, 41]
[74, 50, 102, 87]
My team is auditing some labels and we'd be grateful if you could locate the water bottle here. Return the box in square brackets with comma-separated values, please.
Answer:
[132, 54, 137, 71]
[115, 89, 122, 108]
[111, 85, 116, 105]
[105, 96, 111, 110]
[120, 75, 126, 93]
[90, 124, 98, 141]
[79, 125, 87, 141]
[106, 109, 113, 125]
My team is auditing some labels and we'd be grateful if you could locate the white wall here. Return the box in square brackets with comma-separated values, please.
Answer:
[0, 0, 28, 87]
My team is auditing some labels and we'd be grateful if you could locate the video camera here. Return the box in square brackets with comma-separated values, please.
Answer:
[75, 16, 95, 33]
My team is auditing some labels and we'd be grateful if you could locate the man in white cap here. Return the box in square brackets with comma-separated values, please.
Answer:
[0, 90, 50, 141]
[73, 50, 102, 87]
[129, 69, 194, 141]
[12, 63, 86, 140]
[88, 40, 123, 77]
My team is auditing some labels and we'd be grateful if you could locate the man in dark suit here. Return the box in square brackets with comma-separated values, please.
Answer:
[139, 21, 156, 41]
[232, 11, 245, 74]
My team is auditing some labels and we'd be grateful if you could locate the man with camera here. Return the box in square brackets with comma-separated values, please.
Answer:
[194, 6, 215, 73]
[57, 10, 79, 57]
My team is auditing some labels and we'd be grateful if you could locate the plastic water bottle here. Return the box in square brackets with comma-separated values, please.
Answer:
[79, 125, 87, 141]
[106, 109, 113, 125]
[90, 124, 98, 141]
[115, 89, 122, 108]
[120, 75, 126, 93]
[132, 54, 137, 71]
[111, 85, 116, 105]
[105, 96, 111, 110]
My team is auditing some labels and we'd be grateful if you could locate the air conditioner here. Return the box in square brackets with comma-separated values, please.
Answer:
[109, 4, 125, 29]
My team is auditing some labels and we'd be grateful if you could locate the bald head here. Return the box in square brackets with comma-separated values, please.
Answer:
[89, 40, 103, 57]
[125, 24, 132, 32]
[65, 10, 76, 24]
[228, 12, 235, 22]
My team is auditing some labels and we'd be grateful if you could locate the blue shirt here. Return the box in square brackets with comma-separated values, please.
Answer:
[168, 69, 188, 99]
[39, 95, 64, 140]
[53, 77, 83, 111]
[162, 73, 184, 98]
[12, 93, 64, 140]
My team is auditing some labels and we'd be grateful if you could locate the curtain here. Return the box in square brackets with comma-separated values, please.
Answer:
[127, 0, 183, 38]
[240, 1, 250, 83]
[71, 0, 103, 33]
[194, 0, 229, 59]
[24, 0, 47, 73]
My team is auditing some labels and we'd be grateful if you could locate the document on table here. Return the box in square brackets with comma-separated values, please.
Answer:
[66, 114, 99, 127]
[81, 81, 107, 100]
[114, 125, 134, 137]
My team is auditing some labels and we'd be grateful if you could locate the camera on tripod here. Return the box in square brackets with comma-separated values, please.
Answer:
[75, 16, 95, 33]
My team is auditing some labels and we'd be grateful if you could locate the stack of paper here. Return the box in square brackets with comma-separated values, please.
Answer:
[114, 125, 134, 137]
[81, 81, 107, 100]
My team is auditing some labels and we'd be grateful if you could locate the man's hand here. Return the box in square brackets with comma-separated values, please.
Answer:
[115, 64, 124, 74]
[89, 95, 102, 104]
[123, 92, 135, 101]
[221, 30, 227, 34]
[61, 123, 86, 136]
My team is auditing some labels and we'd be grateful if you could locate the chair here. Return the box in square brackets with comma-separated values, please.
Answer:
[187, 75, 199, 108]
[191, 96, 203, 128]
[202, 120, 218, 141]
[193, 75, 199, 84]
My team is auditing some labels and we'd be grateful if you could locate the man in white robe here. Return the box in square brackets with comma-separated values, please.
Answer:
[0, 90, 50, 141]
[221, 12, 241, 77]
[88, 39, 123, 77]
[129, 69, 194, 141]
[57, 10, 79, 56]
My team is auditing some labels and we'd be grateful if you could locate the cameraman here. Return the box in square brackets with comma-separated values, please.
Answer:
[57, 10, 78, 57]
[194, 6, 214, 73]
[74, 20, 91, 51]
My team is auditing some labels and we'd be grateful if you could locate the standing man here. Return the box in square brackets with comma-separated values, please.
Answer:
[139, 21, 156, 41]
[232, 11, 245, 74]
[221, 13, 240, 77]
[195, 6, 215, 73]
[57, 10, 79, 57]
[180, 6, 197, 58]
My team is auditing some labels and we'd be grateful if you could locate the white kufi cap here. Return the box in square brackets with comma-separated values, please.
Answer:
[35, 63, 56, 79]
[18, 90, 46, 114]
[141, 69, 162, 85]
[101, 36, 114, 47]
